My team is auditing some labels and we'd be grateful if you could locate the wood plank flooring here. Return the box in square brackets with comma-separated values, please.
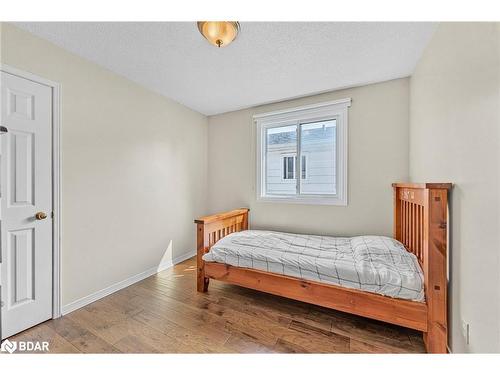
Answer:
[9, 257, 426, 353]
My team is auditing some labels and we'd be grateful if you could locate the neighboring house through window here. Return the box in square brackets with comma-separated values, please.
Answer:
[282, 155, 295, 180]
[282, 155, 307, 180]
[255, 99, 350, 205]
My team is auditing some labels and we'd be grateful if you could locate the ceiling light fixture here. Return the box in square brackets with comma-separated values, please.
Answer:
[197, 21, 240, 48]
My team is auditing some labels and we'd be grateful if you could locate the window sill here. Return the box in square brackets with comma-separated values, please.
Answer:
[257, 195, 347, 206]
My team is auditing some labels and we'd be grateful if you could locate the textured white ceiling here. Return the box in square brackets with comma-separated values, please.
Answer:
[14, 22, 436, 115]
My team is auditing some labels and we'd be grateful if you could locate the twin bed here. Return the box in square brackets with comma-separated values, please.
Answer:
[195, 183, 451, 353]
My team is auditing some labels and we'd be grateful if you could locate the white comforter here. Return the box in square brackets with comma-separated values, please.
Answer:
[203, 230, 424, 302]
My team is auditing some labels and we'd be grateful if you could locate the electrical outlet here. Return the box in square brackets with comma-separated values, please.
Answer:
[461, 320, 470, 345]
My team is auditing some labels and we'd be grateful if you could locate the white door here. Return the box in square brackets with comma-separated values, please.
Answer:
[0, 71, 53, 339]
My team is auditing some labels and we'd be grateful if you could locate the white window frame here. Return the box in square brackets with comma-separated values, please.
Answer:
[255, 98, 350, 206]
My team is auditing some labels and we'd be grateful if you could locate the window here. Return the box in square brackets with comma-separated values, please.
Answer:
[282, 155, 307, 180]
[282, 156, 295, 180]
[255, 99, 350, 205]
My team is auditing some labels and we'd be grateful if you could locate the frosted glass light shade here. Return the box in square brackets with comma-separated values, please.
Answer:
[197, 21, 240, 48]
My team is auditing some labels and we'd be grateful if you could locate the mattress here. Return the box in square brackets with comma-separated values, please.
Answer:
[203, 230, 424, 302]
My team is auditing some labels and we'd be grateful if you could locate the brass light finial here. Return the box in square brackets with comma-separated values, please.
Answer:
[197, 21, 240, 48]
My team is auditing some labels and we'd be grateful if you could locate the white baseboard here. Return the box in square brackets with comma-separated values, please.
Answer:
[61, 250, 196, 315]
[170, 250, 197, 267]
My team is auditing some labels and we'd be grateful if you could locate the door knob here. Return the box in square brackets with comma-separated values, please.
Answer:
[35, 212, 47, 220]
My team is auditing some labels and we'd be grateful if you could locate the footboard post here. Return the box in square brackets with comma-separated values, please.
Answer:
[196, 223, 209, 293]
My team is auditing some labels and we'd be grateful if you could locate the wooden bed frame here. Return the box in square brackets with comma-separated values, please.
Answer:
[195, 183, 452, 353]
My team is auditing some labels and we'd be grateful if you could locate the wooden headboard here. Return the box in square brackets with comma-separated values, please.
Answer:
[392, 182, 452, 352]
[392, 182, 451, 264]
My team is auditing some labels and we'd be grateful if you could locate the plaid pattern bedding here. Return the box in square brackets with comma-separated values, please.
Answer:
[203, 230, 424, 302]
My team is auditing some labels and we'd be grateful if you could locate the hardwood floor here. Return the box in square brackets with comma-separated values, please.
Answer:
[9, 257, 426, 353]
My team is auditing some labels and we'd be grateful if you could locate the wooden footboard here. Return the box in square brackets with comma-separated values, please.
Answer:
[194, 208, 249, 292]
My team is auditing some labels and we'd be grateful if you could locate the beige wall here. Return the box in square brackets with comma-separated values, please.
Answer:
[207, 78, 410, 236]
[1, 24, 208, 306]
[410, 23, 500, 352]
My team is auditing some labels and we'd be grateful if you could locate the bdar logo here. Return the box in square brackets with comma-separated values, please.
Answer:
[1, 339, 17, 354]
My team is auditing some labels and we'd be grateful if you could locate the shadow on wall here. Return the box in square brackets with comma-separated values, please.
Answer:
[448, 186, 462, 352]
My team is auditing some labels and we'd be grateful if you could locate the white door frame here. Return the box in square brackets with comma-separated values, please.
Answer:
[0, 64, 62, 319]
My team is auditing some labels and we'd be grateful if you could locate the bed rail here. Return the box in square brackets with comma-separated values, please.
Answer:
[194, 208, 249, 292]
